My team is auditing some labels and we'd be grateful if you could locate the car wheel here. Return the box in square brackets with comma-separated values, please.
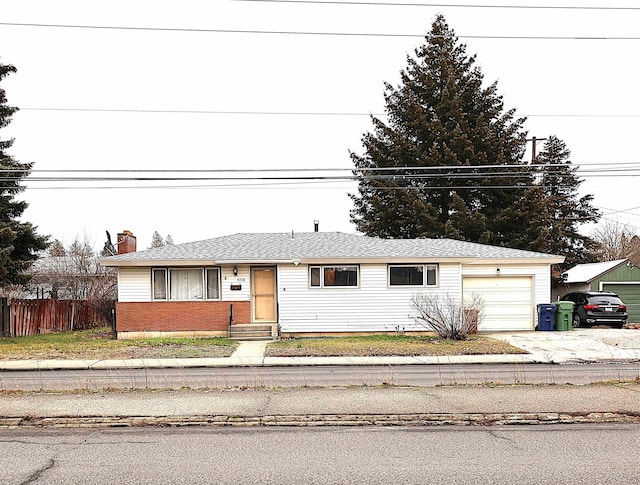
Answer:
[612, 323, 624, 329]
[572, 314, 582, 328]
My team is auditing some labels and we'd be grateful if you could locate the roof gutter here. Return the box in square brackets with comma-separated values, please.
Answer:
[101, 256, 564, 267]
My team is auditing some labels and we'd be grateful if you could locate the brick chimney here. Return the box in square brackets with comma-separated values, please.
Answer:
[117, 230, 137, 254]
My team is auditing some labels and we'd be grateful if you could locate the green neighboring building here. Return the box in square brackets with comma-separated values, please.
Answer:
[554, 259, 640, 323]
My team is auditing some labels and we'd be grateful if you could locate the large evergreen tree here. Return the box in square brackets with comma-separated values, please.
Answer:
[0, 60, 48, 285]
[531, 135, 599, 268]
[350, 15, 530, 244]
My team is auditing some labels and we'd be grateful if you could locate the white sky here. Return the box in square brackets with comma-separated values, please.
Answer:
[1, 0, 639, 250]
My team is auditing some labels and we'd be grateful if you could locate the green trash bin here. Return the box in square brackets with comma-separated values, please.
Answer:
[555, 301, 574, 331]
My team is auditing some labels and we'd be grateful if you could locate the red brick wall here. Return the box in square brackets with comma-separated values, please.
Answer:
[116, 301, 251, 332]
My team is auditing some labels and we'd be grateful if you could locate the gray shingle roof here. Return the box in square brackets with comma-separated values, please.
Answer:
[101, 232, 563, 266]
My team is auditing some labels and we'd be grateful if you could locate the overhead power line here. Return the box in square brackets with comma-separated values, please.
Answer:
[10, 181, 633, 191]
[4, 162, 640, 174]
[1, 22, 639, 40]
[19, 107, 380, 116]
[17, 107, 640, 118]
[4, 161, 640, 191]
[234, 0, 640, 11]
[3, 167, 637, 188]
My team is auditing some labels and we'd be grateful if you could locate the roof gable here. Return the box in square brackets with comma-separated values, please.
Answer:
[562, 259, 628, 284]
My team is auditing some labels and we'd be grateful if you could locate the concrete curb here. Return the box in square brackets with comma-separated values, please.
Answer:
[5, 354, 640, 371]
[0, 354, 539, 371]
[2, 412, 640, 429]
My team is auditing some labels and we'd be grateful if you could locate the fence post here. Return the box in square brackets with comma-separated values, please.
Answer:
[110, 308, 117, 339]
[0, 298, 9, 337]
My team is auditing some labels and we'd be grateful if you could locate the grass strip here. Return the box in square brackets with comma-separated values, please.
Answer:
[266, 334, 525, 357]
[0, 327, 238, 360]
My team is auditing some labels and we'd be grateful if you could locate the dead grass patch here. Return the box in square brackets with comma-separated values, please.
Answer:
[266, 334, 525, 357]
[0, 327, 238, 360]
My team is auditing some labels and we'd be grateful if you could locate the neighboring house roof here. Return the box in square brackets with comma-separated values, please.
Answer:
[30, 255, 74, 273]
[100, 232, 564, 267]
[31, 255, 110, 275]
[562, 259, 628, 284]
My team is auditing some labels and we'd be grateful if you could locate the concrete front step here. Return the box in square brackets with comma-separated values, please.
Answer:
[229, 324, 275, 341]
[231, 330, 271, 337]
[230, 336, 274, 341]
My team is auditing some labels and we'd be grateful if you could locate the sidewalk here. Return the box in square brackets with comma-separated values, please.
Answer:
[2, 384, 640, 428]
[1, 329, 640, 371]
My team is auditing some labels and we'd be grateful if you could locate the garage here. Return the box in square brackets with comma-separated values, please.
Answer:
[463, 276, 533, 331]
[600, 283, 640, 323]
[557, 259, 640, 325]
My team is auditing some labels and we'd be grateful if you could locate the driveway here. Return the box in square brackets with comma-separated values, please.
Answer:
[488, 328, 640, 363]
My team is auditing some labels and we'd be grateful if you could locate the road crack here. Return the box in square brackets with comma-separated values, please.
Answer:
[486, 429, 517, 446]
[20, 457, 55, 484]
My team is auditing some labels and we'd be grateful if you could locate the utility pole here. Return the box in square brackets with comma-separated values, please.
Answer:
[527, 136, 548, 163]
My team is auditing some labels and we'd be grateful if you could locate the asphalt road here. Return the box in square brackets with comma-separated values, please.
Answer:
[2, 425, 639, 484]
[2, 362, 640, 391]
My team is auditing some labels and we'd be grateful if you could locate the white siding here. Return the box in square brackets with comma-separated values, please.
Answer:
[220, 265, 250, 301]
[118, 265, 252, 303]
[278, 263, 462, 333]
[118, 267, 151, 302]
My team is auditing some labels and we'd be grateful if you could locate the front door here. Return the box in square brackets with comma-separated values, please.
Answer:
[252, 267, 277, 322]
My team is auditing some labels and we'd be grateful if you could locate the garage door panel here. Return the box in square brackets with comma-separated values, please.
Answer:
[463, 277, 533, 331]
[601, 283, 640, 323]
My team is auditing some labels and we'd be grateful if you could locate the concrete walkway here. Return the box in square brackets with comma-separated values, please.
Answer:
[1, 329, 640, 371]
[227, 340, 268, 366]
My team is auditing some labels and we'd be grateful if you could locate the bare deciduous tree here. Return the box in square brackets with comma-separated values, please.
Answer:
[410, 293, 484, 340]
[590, 220, 638, 263]
[25, 236, 116, 324]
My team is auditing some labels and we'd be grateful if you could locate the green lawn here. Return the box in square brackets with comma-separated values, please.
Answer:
[0, 327, 238, 360]
[266, 334, 525, 357]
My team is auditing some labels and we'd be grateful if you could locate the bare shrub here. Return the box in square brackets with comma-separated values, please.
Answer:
[410, 293, 484, 340]
[23, 236, 116, 327]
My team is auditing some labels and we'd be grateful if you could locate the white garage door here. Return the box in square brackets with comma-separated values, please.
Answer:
[463, 276, 533, 331]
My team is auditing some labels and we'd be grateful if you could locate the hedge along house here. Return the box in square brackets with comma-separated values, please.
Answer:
[100, 231, 564, 339]
[555, 259, 640, 323]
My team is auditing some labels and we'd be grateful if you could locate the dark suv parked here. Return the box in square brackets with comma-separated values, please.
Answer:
[560, 291, 628, 328]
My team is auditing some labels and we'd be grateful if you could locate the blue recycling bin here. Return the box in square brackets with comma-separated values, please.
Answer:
[537, 304, 556, 331]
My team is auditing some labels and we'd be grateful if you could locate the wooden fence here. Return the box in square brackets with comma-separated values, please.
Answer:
[1, 298, 114, 337]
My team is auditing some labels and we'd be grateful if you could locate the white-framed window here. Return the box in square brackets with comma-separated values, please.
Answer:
[152, 267, 221, 300]
[388, 264, 438, 287]
[309, 265, 359, 288]
[205, 268, 220, 299]
[152, 269, 168, 299]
